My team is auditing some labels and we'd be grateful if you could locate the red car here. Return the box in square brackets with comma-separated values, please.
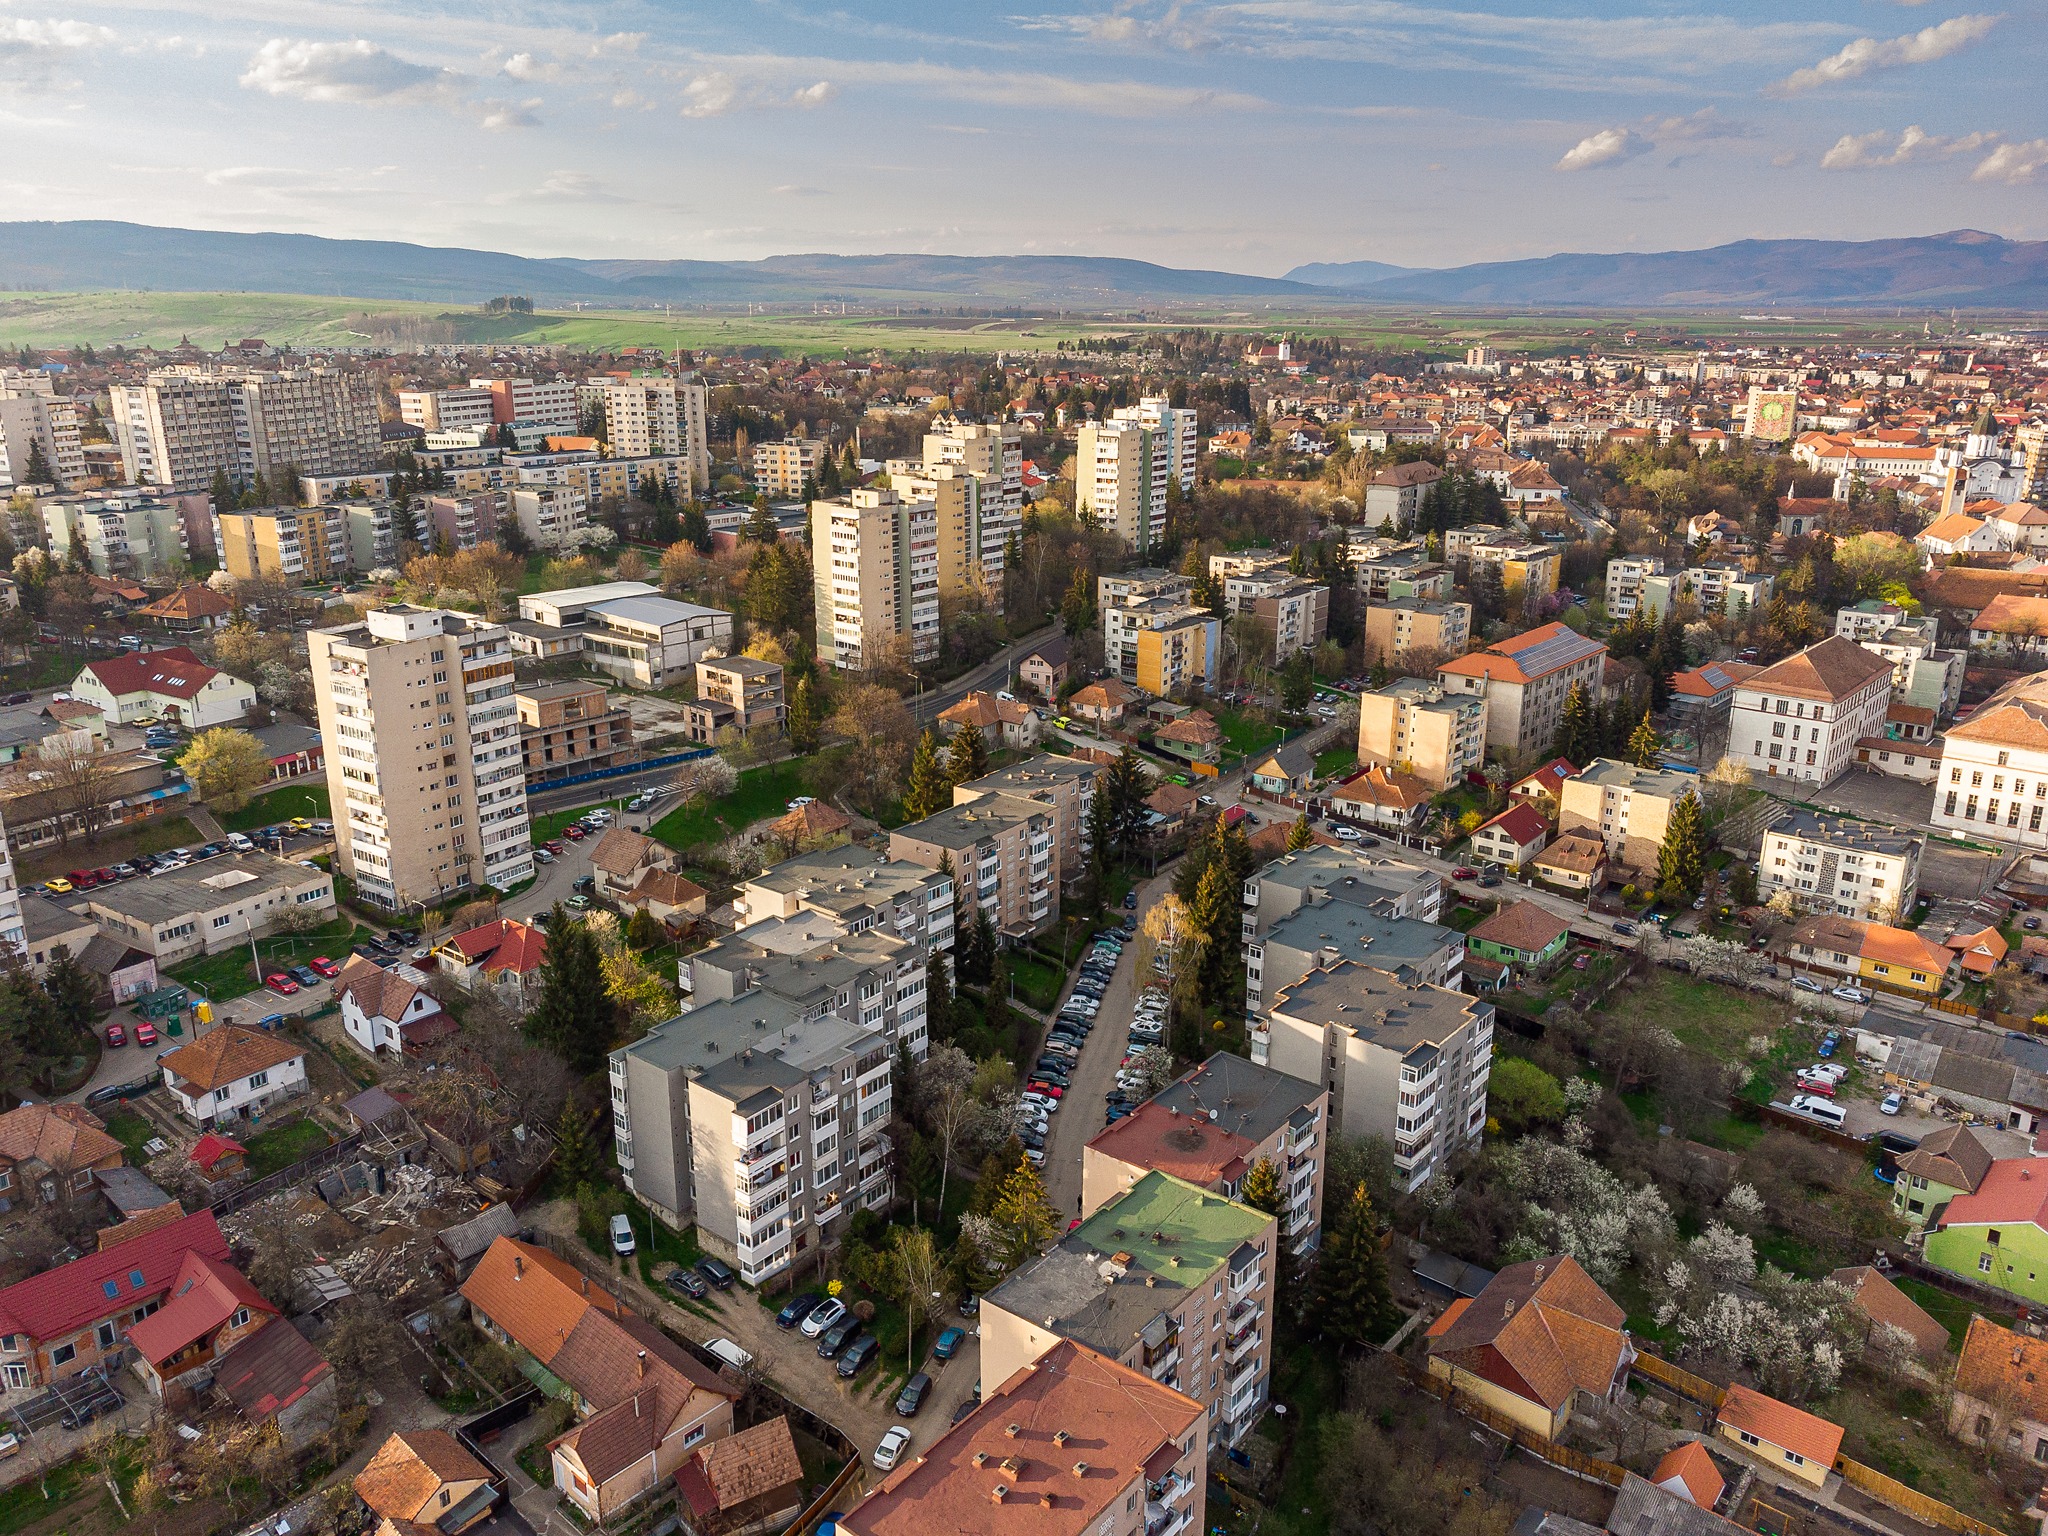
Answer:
[545, 840, 566, 854]
[308, 956, 339, 977]
[104, 1022, 126, 1047]
[1452, 867, 1479, 880]
[134, 1020, 158, 1047]
[94, 868, 116, 884]
[68, 868, 100, 888]
[1026, 1083, 1064, 1098]
[1795, 1073, 1838, 1098]
[264, 972, 300, 995]
[564, 825, 587, 840]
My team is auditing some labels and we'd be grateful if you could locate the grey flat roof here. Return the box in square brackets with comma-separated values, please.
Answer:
[622, 990, 879, 1089]
[749, 846, 943, 910]
[1155, 1052, 1321, 1149]
[893, 794, 1044, 850]
[590, 595, 730, 629]
[19, 891, 96, 944]
[1269, 959, 1487, 1055]
[1255, 846, 1443, 906]
[84, 853, 328, 925]
[1262, 902, 1461, 970]
[516, 679, 613, 702]
[1767, 808, 1920, 857]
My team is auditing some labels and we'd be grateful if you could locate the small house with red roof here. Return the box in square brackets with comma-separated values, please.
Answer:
[127, 1249, 278, 1395]
[672, 1415, 804, 1536]
[434, 917, 548, 1010]
[1925, 1157, 2048, 1306]
[66, 645, 257, 728]
[189, 1133, 246, 1180]
[938, 691, 1041, 750]
[1468, 802, 1550, 872]
[0, 1101, 125, 1209]
[339, 961, 450, 1059]
[135, 583, 234, 635]
[213, 1315, 336, 1445]
[1713, 1383, 1842, 1488]
[1328, 763, 1433, 834]
[1508, 757, 1575, 816]
[1651, 1441, 1725, 1508]
[1945, 924, 2008, 978]
[0, 1208, 229, 1390]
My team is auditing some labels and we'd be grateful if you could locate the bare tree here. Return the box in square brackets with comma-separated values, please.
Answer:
[39, 739, 119, 845]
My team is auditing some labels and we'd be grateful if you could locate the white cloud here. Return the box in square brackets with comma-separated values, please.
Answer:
[239, 37, 540, 129]
[678, 70, 837, 117]
[1973, 139, 2048, 184]
[0, 17, 114, 49]
[1556, 127, 1650, 171]
[1771, 13, 2000, 95]
[1821, 124, 1998, 169]
[678, 70, 738, 117]
[788, 80, 836, 107]
[501, 52, 557, 82]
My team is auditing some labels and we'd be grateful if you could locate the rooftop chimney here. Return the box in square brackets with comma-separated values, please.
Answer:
[1004, 1423, 1022, 1439]
[1052, 1430, 1070, 1448]
[514, 1254, 524, 1278]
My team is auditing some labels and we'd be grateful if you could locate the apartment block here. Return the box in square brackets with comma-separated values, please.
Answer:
[1263, 959, 1493, 1191]
[1098, 566, 1192, 616]
[508, 484, 589, 550]
[1247, 898, 1465, 1016]
[752, 438, 824, 499]
[1083, 1053, 1328, 1253]
[310, 606, 534, 909]
[1077, 418, 1168, 555]
[1641, 563, 1775, 622]
[1832, 605, 1966, 717]
[1136, 613, 1221, 697]
[1103, 579, 1199, 682]
[1241, 845, 1446, 944]
[1363, 462, 1442, 530]
[415, 493, 501, 555]
[839, 1339, 1206, 1536]
[1438, 623, 1608, 762]
[214, 505, 350, 585]
[982, 1170, 1274, 1446]
[611, 997, 894, 1284]
[1363, 598, 1470, 668]
[110, 368, 379, 491]
[513, 581, 733, 689]
[397, 388, 496, 434]
[1464, 539, 1561, 604]
[921, 417, 1023, 589]
[334, 500, 404, 572]
[515, 680, 636, 790]
[810, 487, 940, 669]
[1932, 673, 2048, 848]
[0, 390, 84, 489]
[882, 460, 996, 601]
[1117, 395, 1199, 491]
[1556, 758, 1701, 874]
[0, 806, 23, 958]
[1731, 636, 1894, 786]
[472, 376, 580, 432]
[1603, 556, 1663, 619]
[953, 753, 1101, 892]
[1356, 677, 1487, 791]
[603, 376, 683, 458]
[891, 795, 1058, 939]
[41, 493, 190, 579]
[733, 844, 955, 961]
[1221, 574, 1329, 662]
[689, 655, 785, 740]
[1759, 809, 1921, 923]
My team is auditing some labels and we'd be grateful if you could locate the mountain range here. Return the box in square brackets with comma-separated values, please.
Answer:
[1, 221, 2044, 310]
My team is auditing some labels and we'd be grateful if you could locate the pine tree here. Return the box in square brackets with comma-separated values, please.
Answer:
[1657, 791, 1709, 900]
[525, 909, 615, 1072]
[22, 441, 53, 486]
[1626, 711, 1663, 769]
[903, 729, 952, 820]
[1238, 1157, 1281, 1215]
[925, 948, 954, 1042]
[1315, 1181, 1395, 1348]
[747, 499, 779, 542]
[1286, 813, 1314, 851]
[1103, 746, 1151, 859]
[990, 1152, 1059, 1262]
[554, 1105, 602, 1189]
[1060, 569, 1095, 637]
[785, 675, 821, 754]
[1188, 857, 1241, 1004]
[945, 722, 989, 787]
[1085, 786, 1114, 914]
[1557, 681, 1594, 765]
[40, 945, 96, 1037]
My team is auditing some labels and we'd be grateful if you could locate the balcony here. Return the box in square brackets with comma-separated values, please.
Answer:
[1225, 1327, 1261, 1365]
[1229, 1264, 1261, 1296]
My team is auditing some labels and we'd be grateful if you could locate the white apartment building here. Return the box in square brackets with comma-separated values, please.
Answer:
[601, 376, 710, 488]
[398, 388, 496, 433]
[0, 390, 84, 489]
[1604, 556, 1662, 619]
[1437, 622, 1608, 762]
[809, 487, 939, 669]
[1641, 564, 1775, 621]
[1833, 604, 1965, 716]
[1076, 417, 1169, 555]
[1116, 396, 1199, 492]
[41, 493, 190, 580]
[1731, 636, 1895, 786]
[1262, 959, 1493, 1193]
[310, 606, 534, 909]
[509, 485, 589, 550]
[921, 418, 1022, 588]
[1932, 672, 2048, 848]
[0, 806, 24, 959]
[108, 368, 380, 491]
[471, 376, 579, 433]
[1758, 810, 1921, 922]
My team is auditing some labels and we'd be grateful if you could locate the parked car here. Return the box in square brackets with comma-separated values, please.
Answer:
[1830, 985, 1870, 1004]
[43, 878, 72, 894]
[778, 1292, 823, 1329]
[1613, 920, 1637, 937]
[309, 956, 339, 977]
[1880, 1091, 1904, 1115]
[104, 1022, 126, 1048]
[264, 973, 300, 995]
[1793, 1073, 1837, 1098]
[1790, 976, 1825, 994]
[838, 1335, 880, 1378]
[816, 1317, 863, 1359]
[696, 1257, 736, 1290]
[895, 1372, 932, 1416]
[873, 1425, 913, 1470]
[1452, 867, 1478, 880]
[667, 1266, 708, 1299]
[227, 833, 255, 852]
[933, 1326, 966, 1360]
[1123, 891, 1138, 909]
[1803, 1062, 1848, 1083]
[289, 965, 321, 989]
[802, 1297, 849, 1339]
[609, 1214, 636, 1255]
[134, 1020, 157, 1047]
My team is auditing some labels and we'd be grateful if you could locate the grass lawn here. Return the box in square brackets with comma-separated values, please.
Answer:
[166, 915, 374, 1000]
[625, 1199, 706, 1288]
[219, 781, 330, 832]
[651, 759, 812, 851]
[1313, 746, 1357, 779]
[1443, 905, 1486, 933]
[18, 814, 203, 884]
[1500, 948, 1619, 1013]
[1895, 1275, 2015, 1350]
[530, 802, 617, 843]
[0, 1453, 92, 1536]
[1007, 953, 1067, 1013]
[1608, 968, 1791, 1064]
[1209, 705, 1284, 762]
[240, 1115, 332, 1177]
[104, 1110, 154, 1162]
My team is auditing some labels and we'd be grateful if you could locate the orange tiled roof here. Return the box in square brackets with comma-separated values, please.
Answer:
[1717, 1383, 1844, 1467]
[1651, 1441, 1724, 1508]
[1956, 1316, 2048, 1423]
[356, 1431, 494, 1522]
[0, 1102, 122, 1174]
[1425, 1255, 1627, 1413]
[458, 1236, 625, 1367]
[1741, 637, 1892, 704]
[1857, 922, 1951, 975]
[159, 1025, 302, 1094]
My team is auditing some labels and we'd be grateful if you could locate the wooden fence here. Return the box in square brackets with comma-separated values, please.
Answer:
[1628, 1350, 1726, 1410]
[1390, 1354, 1627, 1489]
[1834, 1455, 2012, 1536]
[785, 1456, 866, 1536]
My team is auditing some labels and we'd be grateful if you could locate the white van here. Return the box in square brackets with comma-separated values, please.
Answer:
[1788, 1093, 1846, 1129]
[705, 1337, 753, 1373]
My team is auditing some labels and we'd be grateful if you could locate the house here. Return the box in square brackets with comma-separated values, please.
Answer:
[1466, 900, 1571, 980]
[1945, 923, 2009, 978]
[588, 826, 674, 903]
[673, 1416, 804, 1536]
[0, 1102, 124, 1209]
[763, 799, 852, 852]
[1249, 739, 1317, 798]
[157, 1024, 308, 1126]
[1782, 913, 1954, 998]
[1153, 709, 1224, 770]
[67, 645, 258, 728]
[1649, 1442, 1725, 1509]
[0, 1208, 229, 1390]
[1972, 594, 2048, 659]
[189, 1133, 246, 1180]
[1533, 833, 1609, 892]
[1923, 1157, 2048, 1305]
[1469, 803, 1549, 871]
[126, 1249, 277, 1396]
[1669, 661, 1761, 735]
[1713, 1383, 1842, 1488]
[212, 1317, 338, 1447]
[434, 917, 548, 1010]
[1016, 635, 1069, 700]
[1068, 676, 1138, 729]
[339, 962, 452, 1059]
[938, 691, 1041, 750]
[135, 583, 234, 634]
[355, 1430, 501, 1536]
[1949, 1316, 2048, 1466]
[1729, 637, 1894, 787]
[1826, 1265, 1949, 1359]
[1327, 764, 1433, 835]
[1510, 758, 1576, 816]
[1423, 1254, 1634, 1440]
[622, 867, 711, 925]
[1891, 1122, 1994, 1230]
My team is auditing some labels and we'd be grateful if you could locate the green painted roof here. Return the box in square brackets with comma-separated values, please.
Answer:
[1073, 1169, 1271, 1285]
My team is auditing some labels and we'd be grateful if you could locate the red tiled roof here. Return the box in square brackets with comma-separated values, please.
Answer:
[0, 1210, 227, 1343]
[160, 1025, 302, 1094]
[78, 646, 221, 700]
[1652, 1442, 1724, 1508]
[214, 1317, 332, 1420]
[442, 918, 548, 976]
[137, 585, 233, 622]
[1085, 1100, 1257, 1189]
[190, 1133, 245, 1171]
[1936, 1157, 2048, 1232]
[0, 1102, 123, 1175]
[1469, 899, 1570, 956]
[1475, 802, 1549, 848]
[1717, 1383, 1844, 1467]
[1740, 637, 1892, 703]
[127, 1250, 275, 1367]
[1425, 1255, 1627, 1413]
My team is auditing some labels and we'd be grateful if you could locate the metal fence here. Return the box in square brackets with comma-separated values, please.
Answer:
[530, 748, 714, 795]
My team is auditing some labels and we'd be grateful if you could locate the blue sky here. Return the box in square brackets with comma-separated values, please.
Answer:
[2, 0, 2044, 273]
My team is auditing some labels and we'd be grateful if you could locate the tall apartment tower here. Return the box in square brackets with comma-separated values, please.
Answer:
[397, 388, 496, 433]
[309, 606, 535, 909]
[0, 806, 24, 958]
[1076, 418, 1169, 555]
[214, 505, 351, 584]
[921, 418, 1023, 590]
[0, 390, 85, 489]
[602, 376, 711, 490]
[1116, 395, 1198, 492]
[108, 368, 380, 491]
[810, 487, 939, 670]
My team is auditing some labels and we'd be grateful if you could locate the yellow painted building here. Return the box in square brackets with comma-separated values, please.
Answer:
[215, 505, 350, 584]
[1135, 615, 1218, 698]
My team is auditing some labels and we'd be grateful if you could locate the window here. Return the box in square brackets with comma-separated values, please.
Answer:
[439, 1491, 451, 1508]
[102, 1280, 119, 1300]
[248, 1071, 269, 1090]
[1784, 1450, 1805, 1466]
[1981, 1253, 1995, 1273]
[1738, 1429, 1761, 1447]
[129, 1270, 145, 1290]
[683, 1423, 708, 1449]
[230, 1307, 250, 1329]
[51, 1343, 75, 1366]
[95, 1322, 116, 1350]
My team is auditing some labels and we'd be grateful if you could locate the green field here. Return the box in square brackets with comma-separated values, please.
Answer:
[219, 781, 330, 832]
[166, 914, 374, 1000]
[649, 760, 811, 851]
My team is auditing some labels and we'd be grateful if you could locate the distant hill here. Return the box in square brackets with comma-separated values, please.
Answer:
[0, 221, 2041, 309]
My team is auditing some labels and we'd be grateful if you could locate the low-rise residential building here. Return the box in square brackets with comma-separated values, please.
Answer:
[42, 492, 189, 578]
[751, 438, 823, 499]
[1424, 1255, 1633, 1440]
[1758, 810, 1921, 922]
[338, 963, 448, 1059]
[1669, 660, 1762, 736]
[355, 1431, 501, 1536]
[1923, 1158, 2048, 1306]
[1731, 636, 1895, 787]
[1261, 959, 1492, 1190]
[1713, 1384, 1841, 1490]
[135, 582, 235, 635]
[1362, 598, 1470, 668]
[1836, 608, 1967, 717]
[1604, 556, 1662, 620]
[1465, 900, 1571, 987]
[1221, 573, 1329, 662]
[1641, 563, 1774, 622]
[1465, 538, 1561, 605]
[433, 916, 547, 1011]
[1082, 1053, 1328, 1251]
[1327, 764, 1434, 835]
[1782, 913, 1955, 997]
[1242, 846, 1445, 950]
[1438, 623, 1608, 763]
[982, 1170, 1275, 1446]
[1136, 611, 1221, 697]
[1556, 759, 1699, 876]
[1364, 461, 1442, 531]
[1247, 739, 1317, 799]
[891, 794, 1058, 940]
[1949, 1316, 2048, 1466]
[1017, 635, 1069, 699]
[516, 680, 636, 788]
[938, 691, 1041, 750]
[1356, 677, 1487, 791]
[158, 1024, 308, 1126]
[1930, 672, 2048, 849]
[1532, 833, 1609, 891]
[85, 853, 335, 963]
[1829, 1265, 1950, 1360]
[0, 1102, 123, 1210]
[838, 1338, 1207, 1536]
[69, 646, 258, 728]
[1469, 802, 1550, 870]
[1347, 536, 1451, 602]
[691, 655, 785, 740]
[1099, 568, 1193, 678]
[1247, 899, 1465, 1015]
[127, 1248, 278, 1397]
[1890, 1123, 1993, 1231]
